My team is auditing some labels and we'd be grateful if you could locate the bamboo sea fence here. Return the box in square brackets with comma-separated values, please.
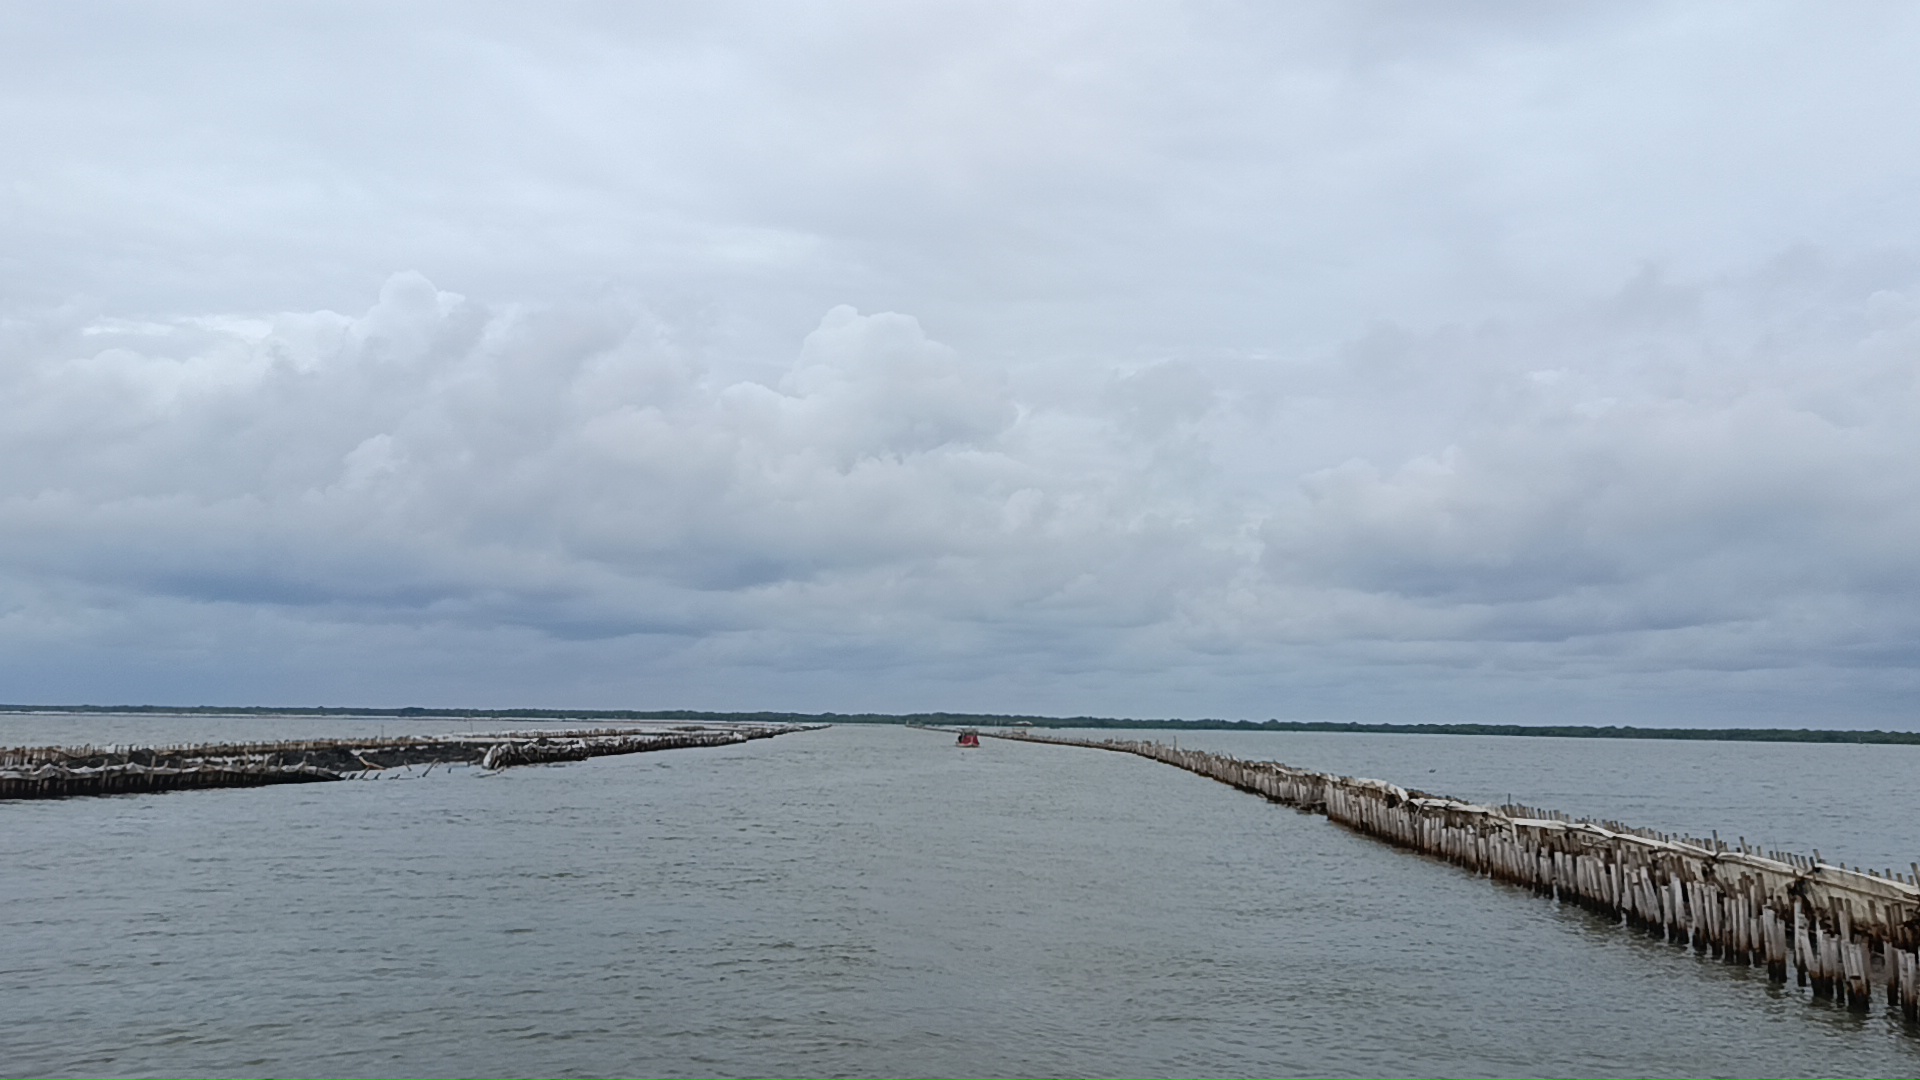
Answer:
[0, 723, 819, 799]
[970, 727, 1920, 1026]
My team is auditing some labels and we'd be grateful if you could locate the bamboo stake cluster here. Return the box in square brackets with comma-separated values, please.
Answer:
[0, 724, 815, 799]
[989, 729, 1920, 1025]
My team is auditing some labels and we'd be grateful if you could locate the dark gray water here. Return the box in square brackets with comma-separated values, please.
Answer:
[4, 717, 1918, 1078]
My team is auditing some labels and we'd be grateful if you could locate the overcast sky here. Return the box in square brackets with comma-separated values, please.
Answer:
[5, 1, 1920, 724]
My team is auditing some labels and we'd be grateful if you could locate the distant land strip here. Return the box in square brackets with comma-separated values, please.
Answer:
[4, 704, 1919, 745]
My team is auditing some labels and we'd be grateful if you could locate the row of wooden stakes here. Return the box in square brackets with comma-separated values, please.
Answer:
[988, 730, 1920, 1025]
[0, 725, 813, 799]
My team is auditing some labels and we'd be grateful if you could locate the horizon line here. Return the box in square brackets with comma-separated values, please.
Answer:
[4, 704, 1918, 745]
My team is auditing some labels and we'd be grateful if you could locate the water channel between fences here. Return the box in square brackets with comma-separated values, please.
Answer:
[3, 716, 1917, 1078]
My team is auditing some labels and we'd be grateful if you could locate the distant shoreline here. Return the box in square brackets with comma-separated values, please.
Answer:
[4, 704, 1918, 745]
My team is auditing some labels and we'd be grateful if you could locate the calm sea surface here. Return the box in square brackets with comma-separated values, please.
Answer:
[3, 715, 1918, 1078]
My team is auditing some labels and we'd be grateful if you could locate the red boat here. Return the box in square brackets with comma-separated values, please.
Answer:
[956, 729, 980, 747]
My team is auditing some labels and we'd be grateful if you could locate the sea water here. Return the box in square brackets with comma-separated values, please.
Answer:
[3, 718, 1917, 1078]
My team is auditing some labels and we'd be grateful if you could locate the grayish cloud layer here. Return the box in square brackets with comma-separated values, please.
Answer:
[5, 2, 1920, 723]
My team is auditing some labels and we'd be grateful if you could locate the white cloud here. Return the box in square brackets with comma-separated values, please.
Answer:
[5, 4, 1920, 721]
[2, 257, 1920, 721]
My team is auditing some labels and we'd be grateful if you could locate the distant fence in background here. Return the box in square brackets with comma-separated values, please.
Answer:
[0, 724, 820, 799]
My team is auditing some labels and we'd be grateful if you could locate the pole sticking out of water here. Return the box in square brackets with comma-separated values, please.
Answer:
[976, 727, 1920, 1029]
[0, 724, 822, 800]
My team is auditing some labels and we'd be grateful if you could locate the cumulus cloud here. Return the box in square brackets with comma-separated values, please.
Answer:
[3, 257, 1919, 722]
[6, 4, 1920, 721]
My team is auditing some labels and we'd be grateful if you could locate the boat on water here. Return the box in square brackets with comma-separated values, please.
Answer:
[955, 729, 980, 747]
